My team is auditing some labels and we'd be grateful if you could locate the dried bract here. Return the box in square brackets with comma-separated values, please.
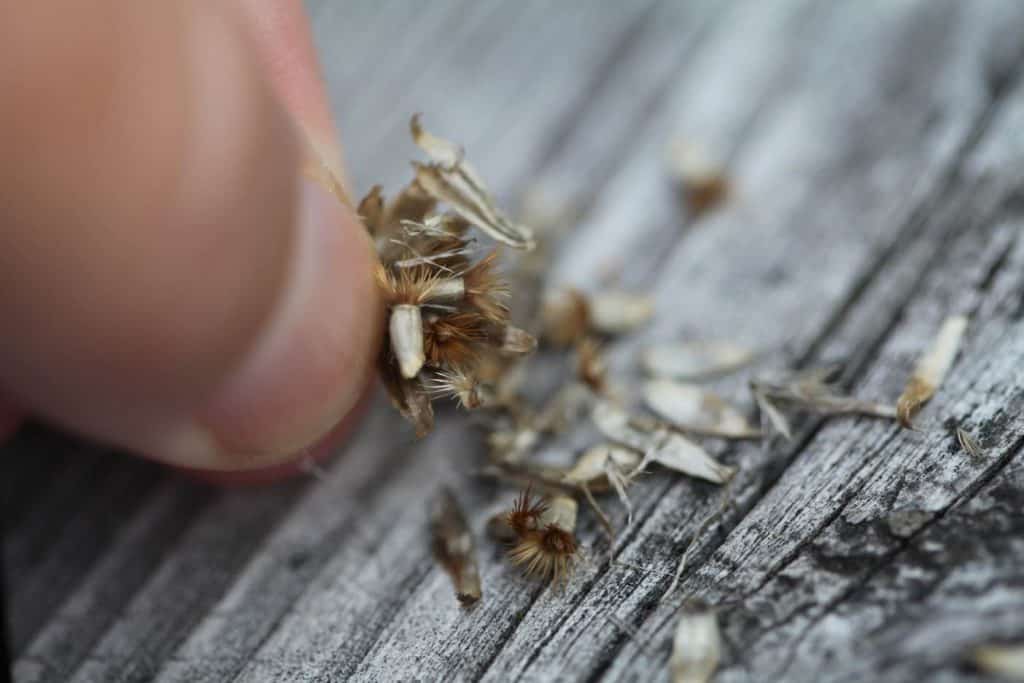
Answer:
[412, 115, 535, 250]
[671, 608, 721, 683]
[896, 315, 968, 428]
[972, 643, 1024, 680]
[667, 138, 729, 216]
[371, 117, 538, 435]
[643, 341, 754, 381]
[637, 432, 737, 485]
[644, 379, 760, 439]
[430, 488, 482, 605]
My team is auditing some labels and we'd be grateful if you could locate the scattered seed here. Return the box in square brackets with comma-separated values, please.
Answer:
[972, 643, 1024, 680]
[671, 607, 722, 683]
[587, 291, 655, 335]
[643, 341, 755, 381]
[644, 379, 760, 439]
[897, 315, 968, 428]
[430, 488, 482, 605]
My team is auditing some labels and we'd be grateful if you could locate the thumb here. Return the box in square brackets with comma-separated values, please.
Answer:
[0, 1, 381, 470]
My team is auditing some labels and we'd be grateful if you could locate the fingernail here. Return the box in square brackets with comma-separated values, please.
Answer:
[155, 178, 381, 470]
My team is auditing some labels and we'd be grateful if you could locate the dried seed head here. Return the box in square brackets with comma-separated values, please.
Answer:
[541, 288, 590, 347]
[896, 315, 968, 428]
[383, 177, 436, 229]
[506, 493, 579, 585]
[587, 291, 654, 335]
[671, 608, 721, 683]
[390, 304, 426, 379]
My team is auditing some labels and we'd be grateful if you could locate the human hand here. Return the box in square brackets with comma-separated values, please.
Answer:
[0, 1, 381, 478]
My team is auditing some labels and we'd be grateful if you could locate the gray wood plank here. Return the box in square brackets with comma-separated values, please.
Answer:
[9, 2, 1024, 682]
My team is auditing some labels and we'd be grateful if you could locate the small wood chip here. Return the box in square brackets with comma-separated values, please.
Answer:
[671, 607, 721, 683]
[896, 315, 968, 428]
[430, 488, 482, 605]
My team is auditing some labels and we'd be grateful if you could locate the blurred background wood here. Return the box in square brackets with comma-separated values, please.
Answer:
[6, 1, 1024, 680]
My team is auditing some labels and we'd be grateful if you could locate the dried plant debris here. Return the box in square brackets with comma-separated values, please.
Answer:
[430, 488, 482, 605]
[587, 291, 655, 335]
[592, 401, 736, 485]
[643, 341, 755, 381]
[541, 288, 653, 346]
[411, 114, 536, 250]
[971, 643, 1024, 680]
[752, 366, 897, 421]
[565, 444, 640, 530]
[956, 426, 984, 460]
[671, 607, 722, 683]
[370, 117, 537, 435]
[644, 379, 760, 439]
[897, 315, 968, 428]
[666, 138, 729, 216]
[504, 489, 579, 585]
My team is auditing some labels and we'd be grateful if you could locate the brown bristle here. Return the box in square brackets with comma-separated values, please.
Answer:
[507, 525, 578, 585]
[377, 263, 443, 305]
[423, 312, 489, 366]
[505, 488, 547, 537]
[464, 251, 511, 321]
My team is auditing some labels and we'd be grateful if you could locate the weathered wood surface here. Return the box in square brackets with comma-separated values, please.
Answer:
[6, 2, 1024, 681]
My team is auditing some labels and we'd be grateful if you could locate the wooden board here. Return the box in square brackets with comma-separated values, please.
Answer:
[6, 2, 1024, 681]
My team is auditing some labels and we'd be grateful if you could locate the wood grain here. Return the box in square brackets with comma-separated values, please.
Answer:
[6, 2, 1024, 681]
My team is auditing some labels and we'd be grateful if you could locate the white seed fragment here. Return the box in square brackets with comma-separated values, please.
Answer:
[424, 277, 466, 303]
[972, 643, 1024, 680]
[671, 608, 721, 683]
[644, 379, 759, 439]
[542, 495, 578, 533]
[390, 304, 426, 379]
[587, 291, 655, 335]
[897, 315, 968, 427]
[643, 342, 754, 381]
